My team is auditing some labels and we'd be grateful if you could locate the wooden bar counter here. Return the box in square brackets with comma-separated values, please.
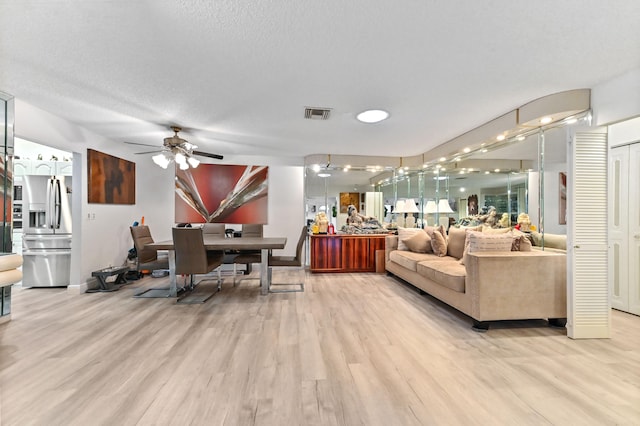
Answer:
[310, 233, 389, 273]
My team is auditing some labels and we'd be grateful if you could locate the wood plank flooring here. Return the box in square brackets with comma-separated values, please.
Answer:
[1, 271, 639, 425]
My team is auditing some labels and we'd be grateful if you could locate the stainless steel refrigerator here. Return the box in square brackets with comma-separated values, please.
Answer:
[22, 175, 72, 287]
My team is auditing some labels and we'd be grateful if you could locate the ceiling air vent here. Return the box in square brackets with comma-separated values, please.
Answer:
[304, 107, 332, 120]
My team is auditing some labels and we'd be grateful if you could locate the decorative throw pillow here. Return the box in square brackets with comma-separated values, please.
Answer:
[403, 231, 432, 253]
[461, 231, 513, 265]
[511, 229, 533, 252]
[424, 225, 447, 240]
[426, 227, 448, 257]
[446, 227, 467, 259]
[397, 227, 425, 251]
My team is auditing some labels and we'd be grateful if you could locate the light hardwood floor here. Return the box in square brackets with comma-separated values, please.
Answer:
[1, 271, 639, 426]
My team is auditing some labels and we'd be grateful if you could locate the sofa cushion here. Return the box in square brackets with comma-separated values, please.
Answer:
[531, 232, 567, 250]
[389, 250, 435, 272]
[461, 231, 513, 265]
[397, 227, 425, 251]
[446, 227, 467, 259]
[403, 231, 432, 253]
[417, 259, 466, 293]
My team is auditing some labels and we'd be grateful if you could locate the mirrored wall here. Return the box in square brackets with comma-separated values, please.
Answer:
[305, 110, 589, 236]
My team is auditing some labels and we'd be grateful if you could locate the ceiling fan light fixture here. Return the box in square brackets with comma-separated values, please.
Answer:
[152, 152, 171, 169]
[187, 156, 200, 168]
[174, 152, 187, 165]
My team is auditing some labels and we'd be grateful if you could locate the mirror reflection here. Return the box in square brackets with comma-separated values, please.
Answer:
[305, 115, 579, 237]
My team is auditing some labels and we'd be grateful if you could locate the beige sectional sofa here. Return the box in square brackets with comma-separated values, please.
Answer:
[385, 227, 567, 331]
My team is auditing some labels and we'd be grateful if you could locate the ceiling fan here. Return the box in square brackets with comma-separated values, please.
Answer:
[125, 126, 223, 169]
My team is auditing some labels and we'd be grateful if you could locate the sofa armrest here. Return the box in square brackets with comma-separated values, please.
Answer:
[0, 254, 23, 288]
[385, 235, 398, 263]
[465, 251, 566, 322]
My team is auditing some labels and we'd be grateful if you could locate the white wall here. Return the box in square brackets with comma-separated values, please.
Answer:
[14, 100, 304, 291]
[592, 67, 640, 126]
[15, 100, 175, 292]
[608, 116, 640, 147]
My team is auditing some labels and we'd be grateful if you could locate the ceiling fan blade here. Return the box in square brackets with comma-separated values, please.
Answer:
[134, 150, 163, 155]
[193, 150, 224, 160]
[125, 141, 161, 148]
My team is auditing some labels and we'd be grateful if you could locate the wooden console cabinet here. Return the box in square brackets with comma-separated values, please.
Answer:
[310, 234, 387, 273]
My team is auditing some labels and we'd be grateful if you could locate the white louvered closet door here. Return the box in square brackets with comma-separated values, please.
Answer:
[629, 143, 640, 315]
[609, 143, 640, 316]
[610, 146, 629, 312]
[567, 127, 610, 339]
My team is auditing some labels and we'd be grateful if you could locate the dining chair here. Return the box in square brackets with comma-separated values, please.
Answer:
[202, 223, 226, 238]
[232, 225, 306, 293]
[130, 225, 171, 297]
[266, 225, 306, 293]
[172, 226, 225, 304]
[232, 223, 264, 279]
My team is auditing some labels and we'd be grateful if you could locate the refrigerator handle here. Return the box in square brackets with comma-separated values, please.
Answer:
[46, 178, 54, 228]
[54, 179, 62, 229]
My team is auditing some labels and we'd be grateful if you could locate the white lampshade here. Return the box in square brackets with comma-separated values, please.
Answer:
[394, 200, 406, 213]
[438, 199, 455, 213]
[423, 200, 438, 214]
[403, 198, 419, 213]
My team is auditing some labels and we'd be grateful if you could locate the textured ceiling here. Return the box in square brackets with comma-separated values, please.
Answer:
[1, 1, 639, 161]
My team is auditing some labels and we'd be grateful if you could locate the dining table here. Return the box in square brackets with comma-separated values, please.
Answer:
[145, 236, 287, 297]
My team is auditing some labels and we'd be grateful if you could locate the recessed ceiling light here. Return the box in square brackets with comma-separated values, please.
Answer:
[439, 157, 446, 162]
[463, 147, 471, 153]
[540, 116, 553, 124]
[494, 169, 500, 172]
[481, 149, 488, 153]
[356, 109, 389, 123]
[517, 136, 525, 141]
[496, 134, 505, 141]
[312, 164, 321, 172]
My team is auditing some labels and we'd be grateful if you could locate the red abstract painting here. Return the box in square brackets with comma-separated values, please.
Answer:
[175, 164, 268, 224]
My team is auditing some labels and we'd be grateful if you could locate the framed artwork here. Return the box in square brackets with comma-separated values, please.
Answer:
[87, 149, 135, 204]
[175, 164, 268, 224]
[559, 172, 567, 224]
[468, 194, 478, 215]
[339, 192, 360, 213]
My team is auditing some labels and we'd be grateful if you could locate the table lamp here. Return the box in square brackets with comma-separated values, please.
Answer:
[394, 200, 406, 227]
[437, 199, 455, 228]
[403, 198, 419, 228]
[423, 200, 438, 226]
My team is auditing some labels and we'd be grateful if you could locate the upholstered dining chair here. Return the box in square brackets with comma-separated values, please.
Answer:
[232, 224, 264, 278]
[172, 226, 225, 303]
[232, 225, 306, 293]
[130, 225, 171, 297]
[130, 225, 170, 275]
[201, 223, 226, 238]
[266, 225, 307, 293]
